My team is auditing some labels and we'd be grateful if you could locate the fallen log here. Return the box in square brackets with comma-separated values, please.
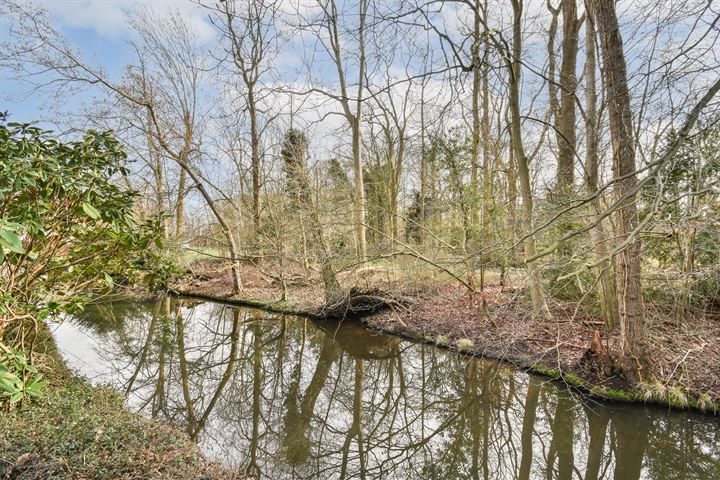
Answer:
[320, 287, 412, 319]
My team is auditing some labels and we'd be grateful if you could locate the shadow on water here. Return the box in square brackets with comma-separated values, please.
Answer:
[56, 297, 720, 480]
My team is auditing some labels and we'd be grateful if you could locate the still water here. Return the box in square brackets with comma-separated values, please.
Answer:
[53, 297, 720, 479]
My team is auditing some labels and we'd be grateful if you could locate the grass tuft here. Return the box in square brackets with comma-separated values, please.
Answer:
[456, 338, 474, 351]
[668, 386, 689, 409]
[697, 393, 716, 413]
[642, 381, 667, 402]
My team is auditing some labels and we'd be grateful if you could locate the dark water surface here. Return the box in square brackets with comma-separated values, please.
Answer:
[53, 297, 720, 479]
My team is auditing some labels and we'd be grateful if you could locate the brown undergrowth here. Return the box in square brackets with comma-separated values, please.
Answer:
[178, 259, 720, 412]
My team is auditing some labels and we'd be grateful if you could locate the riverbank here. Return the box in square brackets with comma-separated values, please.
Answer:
[176, 259, 720, 414]
[0, 326, 241, 480]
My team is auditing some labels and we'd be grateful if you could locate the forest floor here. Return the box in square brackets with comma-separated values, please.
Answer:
[0, 325, 243, 480]
[176, 258, 720, 413]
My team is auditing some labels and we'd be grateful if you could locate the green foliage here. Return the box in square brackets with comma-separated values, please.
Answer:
[541, 260, 598, 304]
[641, 125, 720, 309]
[534, 193, 602, 307]
[0, 115, 168, 347]
[0, 349, 47, 406]
[140, 249, 184, 291]
[364, 159, 394, 248]
[0, 219, 25, 259]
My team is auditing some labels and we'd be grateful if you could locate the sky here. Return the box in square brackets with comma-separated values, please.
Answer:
[2, 0, 715, 166]
[2, 0, 213, 124]
[2, 0, 716, 224]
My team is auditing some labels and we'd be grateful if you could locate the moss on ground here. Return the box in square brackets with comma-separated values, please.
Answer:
[175, 290, 317, 317]
[0, 332, 239, 480]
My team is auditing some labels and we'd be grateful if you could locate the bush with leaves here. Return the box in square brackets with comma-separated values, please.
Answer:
[0, 348, 47, 408]
[0, 114, 170, 354]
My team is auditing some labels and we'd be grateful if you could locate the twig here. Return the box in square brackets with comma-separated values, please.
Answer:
[667, 348, 696, 382]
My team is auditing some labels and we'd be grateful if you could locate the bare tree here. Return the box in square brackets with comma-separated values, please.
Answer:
[509, 0, 551, 317]
[0, 5, 246, 294]
[211, 0, 278, 233]
[295, 0, 370, 259]
[281, 129, 341, 301]
[556, 0, 583, 192]
[581, 1, 617, 328]
[592, 0, 648, 379]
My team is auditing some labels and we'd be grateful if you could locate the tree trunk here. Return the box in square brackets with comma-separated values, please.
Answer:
[480, 12, 492, 235]
[175, 163, 187, 238]
[547, 2, 560, 122]
[390, 134, 405, 246]
[507, 111, 518, 254]
[470, 0, 482, 225]
[353, 1, 368, 259]
[584, 4, 618, 329]
[510, 0, 551, 317]
[352, 122, 367, 258]
[419, 81, 428, 245]
[556, 0, 580, 191]
[147, 120, 167, 237]
[328, 0, 368, 259]
[593, 0, 648, 381]
[249, 87, 261, 233]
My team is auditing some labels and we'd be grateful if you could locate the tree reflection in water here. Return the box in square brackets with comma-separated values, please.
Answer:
[61, 297, 720, 480]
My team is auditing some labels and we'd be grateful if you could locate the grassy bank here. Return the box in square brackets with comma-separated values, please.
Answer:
[0, 327, 239, 480]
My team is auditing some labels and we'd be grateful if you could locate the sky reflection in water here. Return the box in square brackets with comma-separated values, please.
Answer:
[53, 297, 720, 480]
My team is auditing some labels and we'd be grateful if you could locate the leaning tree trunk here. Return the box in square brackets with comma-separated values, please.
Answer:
[592, 0, 648, 382]
[177, 160, 243, 295]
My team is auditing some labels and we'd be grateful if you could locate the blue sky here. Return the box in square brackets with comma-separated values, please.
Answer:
[5, 28, 133, 123]
[2, 0, 213, 125]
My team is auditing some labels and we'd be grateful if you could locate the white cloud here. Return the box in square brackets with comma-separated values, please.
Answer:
[39, 0, 215, 44]
[43, 0, 130, 37]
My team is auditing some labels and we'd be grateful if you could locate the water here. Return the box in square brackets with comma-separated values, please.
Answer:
[52, 297, 720, 479]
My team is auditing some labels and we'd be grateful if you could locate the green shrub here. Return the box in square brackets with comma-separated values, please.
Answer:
[0, 116, 168, 350]
[0, 349, 47, 407]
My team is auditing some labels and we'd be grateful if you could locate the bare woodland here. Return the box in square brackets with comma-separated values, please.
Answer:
[1, 0, 720, 392]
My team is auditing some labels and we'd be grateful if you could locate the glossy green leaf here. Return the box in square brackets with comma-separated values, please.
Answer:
[0, 228, 24, 254]
[82, 202, 101, 220]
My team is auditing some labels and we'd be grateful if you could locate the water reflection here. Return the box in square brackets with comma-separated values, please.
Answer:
[55, 297, 720, 479]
